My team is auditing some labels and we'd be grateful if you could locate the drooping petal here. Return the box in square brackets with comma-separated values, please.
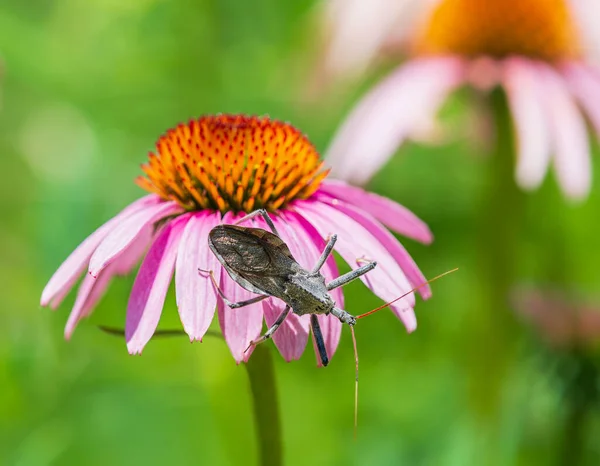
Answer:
[295, 201, 417, 332]
[89, 201, 181, 278]
[569, 0, 600, 64]
[502, 58, 552, 190]
[216, 212, 265, 363]
[319, 179, 432, 243]
[323, 0, 421, 80]
[126, 215, 188, 354]
[40, 194, 160, 308]
[318, 194, 431, 299]
[325, 57, 465, 185]
[64, 229, 154, 338]
[64, 270, 112, 339]
[562, 61, 600, 134]
[536, 63, 592, 200]
[175, 211, 222, 342]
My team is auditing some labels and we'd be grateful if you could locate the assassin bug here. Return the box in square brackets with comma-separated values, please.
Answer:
[202, 208, 377, 366]
[202, 209, 457, 435]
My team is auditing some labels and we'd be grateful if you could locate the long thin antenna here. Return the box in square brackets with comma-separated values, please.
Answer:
[350, 325, 359, 440]
[357, 268, 458, 320]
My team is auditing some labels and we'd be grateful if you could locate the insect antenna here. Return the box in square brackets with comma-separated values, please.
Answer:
[349, 268, 457, 437]
[356, 268, 458, 320]
[350, 325, 359, 440]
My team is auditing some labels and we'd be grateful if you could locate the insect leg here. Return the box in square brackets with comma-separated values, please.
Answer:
[198, 268, 268, 308]
[310, 314, 329, 367]
[311, 234, 337, 274]
[233, 209, 281, 238]
[326, 260, 377, 290]
[244, 305, 291, 352]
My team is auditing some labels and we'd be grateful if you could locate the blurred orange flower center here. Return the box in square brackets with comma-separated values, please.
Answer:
[137, 115, 328, 213]
[416, 0, 580, 61]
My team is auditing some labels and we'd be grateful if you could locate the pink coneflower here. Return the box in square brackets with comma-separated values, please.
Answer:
[322, 0, 600, 199]
[40, 115, 432, 363]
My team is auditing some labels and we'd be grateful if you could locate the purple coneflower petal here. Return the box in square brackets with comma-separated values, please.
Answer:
[319, 179, 432, 243]
[537, 63, 591, 200]
[89, 201, 181, 278]
[562, 62, 600, 134]
[65, 229, 154, 338]
[318, 194, 431, 300]
[295, 202, 417, 332]
[502, 58, 552, 190]
[40, 194, 159, 309]
[217, 212, 265, 363]
[175, 211, 221, 342]
[325, 56, 465, 185]
[64, 271, 112, 339]
[126, 215, 188, 354]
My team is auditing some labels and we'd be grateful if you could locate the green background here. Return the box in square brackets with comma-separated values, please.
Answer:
[1, 1, 599, 465]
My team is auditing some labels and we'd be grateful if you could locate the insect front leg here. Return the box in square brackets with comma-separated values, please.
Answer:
[326, 260, 377, 290]
[198, 268, 268, 308]
[244, 305, 291, 353]
[233, 209, 280, 238]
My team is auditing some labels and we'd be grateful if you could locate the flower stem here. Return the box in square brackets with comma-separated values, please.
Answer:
[558, 351, 598, 466]
[244, 345, 283, 466]
[470, 88, 526, 414]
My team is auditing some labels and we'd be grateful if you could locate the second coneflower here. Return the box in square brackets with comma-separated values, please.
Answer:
[322, 0, 600, 199]
[41, 115, 433, 363]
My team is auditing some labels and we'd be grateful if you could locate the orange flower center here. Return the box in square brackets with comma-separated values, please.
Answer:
[415, 0, 580, 61]
[136, 115, 328, 213]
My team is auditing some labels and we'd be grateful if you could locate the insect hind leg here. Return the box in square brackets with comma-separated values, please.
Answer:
[244, 305, 291, 353]
[233, 209, 280, 238]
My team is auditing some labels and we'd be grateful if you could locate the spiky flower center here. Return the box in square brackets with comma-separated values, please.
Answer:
[137, 115, 329, 213]
[416, 0, 580, 61]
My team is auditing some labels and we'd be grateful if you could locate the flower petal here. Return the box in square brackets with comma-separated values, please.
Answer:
[319, 195, 431, 300]
[175, 211, 222, 342]
[562, 61, 600, 135]
[536, 63, 592, 200]
[41, 195, 160, 308]
[295, 201, 417, 332]
[319, 179, 432, 243]
[502, 58, 552, 190]
[126, 215, 188, 354]
[64, 271, 112, 339]
[325, 57, 465, 185]
[64, 230, 155, 339]
[89, 201, 181, 278]
[323, 0, 421, 80]
[216, 212, 265, 363]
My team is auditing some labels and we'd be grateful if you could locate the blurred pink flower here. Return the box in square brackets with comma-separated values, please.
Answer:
[41, 115, 432, 363]
[322, 0, 600, 199]
[513, 288, 600, 349]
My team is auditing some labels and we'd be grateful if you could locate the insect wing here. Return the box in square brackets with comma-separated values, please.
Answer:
[208, 225, 297, 297]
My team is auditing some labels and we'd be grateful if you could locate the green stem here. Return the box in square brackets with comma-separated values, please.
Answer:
[470, 88, 526, 416]
[558, 352, 598, 466]
[245, 345, 283, 466]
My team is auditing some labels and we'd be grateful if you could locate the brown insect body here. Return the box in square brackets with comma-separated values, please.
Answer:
[208, 224, 336, 317]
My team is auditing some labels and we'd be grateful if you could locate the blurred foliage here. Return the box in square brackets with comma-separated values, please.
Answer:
[1, 1, 600, 465]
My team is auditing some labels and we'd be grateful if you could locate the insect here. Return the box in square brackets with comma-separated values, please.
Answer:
[202, 208, 377, 366]
[203, 209, 457, 435]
